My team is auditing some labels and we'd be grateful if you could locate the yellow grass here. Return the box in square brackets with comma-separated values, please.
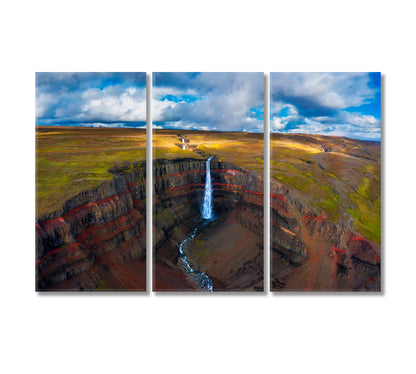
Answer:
[36, 126, 147, 218]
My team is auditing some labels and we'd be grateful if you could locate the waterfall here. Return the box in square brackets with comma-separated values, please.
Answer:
[176, 156, 215, 292]
[202, 156, 213, 219]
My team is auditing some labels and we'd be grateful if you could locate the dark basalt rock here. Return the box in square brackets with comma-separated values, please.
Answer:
[36, 156, 380, 292]
[153, 158, 264, 291]
[270, 177, 381, 292]
[36, 162, 146, 291]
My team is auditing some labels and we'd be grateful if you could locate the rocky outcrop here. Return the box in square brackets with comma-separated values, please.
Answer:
[153, 156, 380, 291]
[153, 158, 264, 291]
[37, 153, 379, 292]
[36, 162, 146, 291]
[153, 158, 264, 241]
[270, 180, 381, 291]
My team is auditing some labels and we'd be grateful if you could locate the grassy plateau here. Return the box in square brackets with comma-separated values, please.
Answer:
[270, 133, 381, 244]
[153, 129, 265, 174]
[37, 127, 380, 245]
[36, 126, 147, 218]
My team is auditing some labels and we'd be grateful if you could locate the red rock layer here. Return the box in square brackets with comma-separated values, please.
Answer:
[36, 165, 146, 291]
[153, 158, 264, 247]
[152, 158, 264, 291]
[270, 181, 381, 292]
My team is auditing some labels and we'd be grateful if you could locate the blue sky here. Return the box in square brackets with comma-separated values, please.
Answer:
[35, 72, 380, 139]
[36, 72, 146, 127]
[153, 72, 264, 132]
[270, 72, 381, 140]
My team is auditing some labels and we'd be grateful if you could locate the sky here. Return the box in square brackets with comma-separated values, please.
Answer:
[270, 72, 381, 140]
[153, 72, 264, 132]
[35, 72, 380, 139]
[36, 72, 146, 127]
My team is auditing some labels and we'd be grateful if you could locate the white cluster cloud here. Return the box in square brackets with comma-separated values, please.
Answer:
[339, 111, 379, 127]
[36, 73, 146, 125]
[80, 87, 146, 122]
[271, 72, 377, 111]
[153, 73, 264, 132]
[36, 72, 380, 139]
[270, 73, 380, 140]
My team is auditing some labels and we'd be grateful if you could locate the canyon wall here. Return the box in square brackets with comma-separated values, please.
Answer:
[153, 158, 264, 239]
[36, 162, 146, 291]
[270, 180, 381, 291]
[153, 158, 264, 291]
[37, 155, 380, 292]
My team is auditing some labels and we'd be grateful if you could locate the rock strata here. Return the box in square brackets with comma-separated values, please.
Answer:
[36, 162, 146, 291]
[270, 179, 381, 291]
[153, 158, 264, 291]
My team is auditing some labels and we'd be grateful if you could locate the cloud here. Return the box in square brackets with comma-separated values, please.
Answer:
[338, 111, 379, 128]
[271, 72, 378, 116]
[36, 72, 146, 126]
[271, 111, 380, 140]
[270, 73, 381, 140]
[153, 72, 264, 132]
[80, 86, 146, 122]
[271, 117, 286, 131]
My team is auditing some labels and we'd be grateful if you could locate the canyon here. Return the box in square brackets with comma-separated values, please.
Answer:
[270, 133, 381, 291]
[36, 155, 265, 292]
[36, 127, 380, 292]
[36, 162, 146, 291]
[36, 127, 148, 291]
[270, 182, 381, 291]
[152, 157, 264, 291]
[153, 130, 381, 292]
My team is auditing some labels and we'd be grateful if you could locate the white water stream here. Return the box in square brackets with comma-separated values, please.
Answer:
[202, 156, 213, 219]
[177, 157, 215, 292]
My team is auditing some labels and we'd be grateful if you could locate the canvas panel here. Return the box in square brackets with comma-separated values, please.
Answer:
[35, 72, 147, 291]
[269, 72, 381, 292]
[152, 72, 265, 292]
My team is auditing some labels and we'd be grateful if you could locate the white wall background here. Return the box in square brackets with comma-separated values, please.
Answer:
[1, 1, 415, 373]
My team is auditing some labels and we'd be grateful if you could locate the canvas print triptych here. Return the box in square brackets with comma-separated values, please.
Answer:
[36, 72, 381, 292]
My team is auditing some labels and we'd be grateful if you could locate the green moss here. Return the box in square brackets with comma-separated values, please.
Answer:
[36, 126, 147, 217]
[320, 184, 340, 203]
[326, 171, 339, 180]
[318, 197, 338, 217]
[356, 176, 374, 201]
[343, 167, 380, 244]
[271, 133, 381, 242]
[274, 168, 343, 223]
[348, 192, 381, 244]
[274, 174, 309, 192]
